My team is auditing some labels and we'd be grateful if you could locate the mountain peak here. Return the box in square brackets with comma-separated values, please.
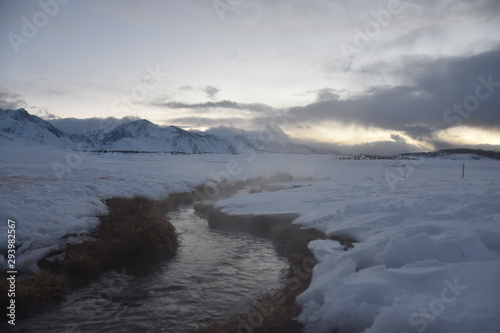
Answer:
[106, 119, 159, 136]
[131, 119, 154, 125]
[1, 108, 29, 118]
[123, 119, 156, 128]
[0, 108, 68, 145]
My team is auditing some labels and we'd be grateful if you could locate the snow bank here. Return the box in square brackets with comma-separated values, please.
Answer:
[0, 145, 342, 274]
[0, 145, 237, 274]
[2, 143, 499, 332]
[214, 158, 500, 332]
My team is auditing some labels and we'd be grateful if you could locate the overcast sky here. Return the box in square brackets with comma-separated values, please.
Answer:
[1, 0, 499, 154]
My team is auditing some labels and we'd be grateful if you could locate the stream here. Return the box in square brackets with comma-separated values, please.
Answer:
[8, 206, 287, 332]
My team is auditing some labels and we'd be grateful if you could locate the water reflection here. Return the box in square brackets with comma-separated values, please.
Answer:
[9, 207, 286, 332]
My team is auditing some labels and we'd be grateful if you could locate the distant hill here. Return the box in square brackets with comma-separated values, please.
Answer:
[398, 149, 500, 160]
[0, 108, 235, 154]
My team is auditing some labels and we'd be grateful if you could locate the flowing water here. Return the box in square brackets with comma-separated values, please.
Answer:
[8, 206, 287, 332]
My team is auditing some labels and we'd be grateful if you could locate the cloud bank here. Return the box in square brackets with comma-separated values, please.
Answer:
[153, 48, 500, 153]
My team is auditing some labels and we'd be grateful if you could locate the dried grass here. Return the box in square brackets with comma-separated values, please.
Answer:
[0, 271, 64, 320]
[57, 195, 180, 278]
[17, 194, 182, 318]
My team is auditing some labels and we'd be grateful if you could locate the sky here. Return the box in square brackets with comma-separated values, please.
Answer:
[1, 0, 499, 154]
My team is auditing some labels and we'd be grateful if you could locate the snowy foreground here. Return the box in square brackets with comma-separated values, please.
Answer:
[215, 158, 500, 332]
[1, 144, 500, 332]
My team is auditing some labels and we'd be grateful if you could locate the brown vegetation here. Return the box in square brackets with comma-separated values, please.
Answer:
[0, 272, 64, 319]
[2, 173, 352, 328]
[46, 195, 180, 283]
[3, 194, 182, 321]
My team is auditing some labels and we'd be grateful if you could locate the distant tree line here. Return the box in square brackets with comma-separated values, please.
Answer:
[337, 149, 500, 160]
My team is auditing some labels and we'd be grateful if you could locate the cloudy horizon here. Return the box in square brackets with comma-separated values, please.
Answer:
[1, 0, 499, 154]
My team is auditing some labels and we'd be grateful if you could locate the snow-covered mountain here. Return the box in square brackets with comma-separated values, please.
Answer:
[0, 109, 236, 154]
[0, 108, 339, 154]
[207, 126, 338, 154]
[0, 108, 72, 147]
[3, 109, 499, 158]
[98, 119, 236, 154]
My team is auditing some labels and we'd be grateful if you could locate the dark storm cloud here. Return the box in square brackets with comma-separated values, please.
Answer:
[203, 85, 219, 100]
[390, 133, 406, 143]
[157, 100, 276, 113]
[288, 48, 500, 140]
[400, 125, 433, 141]
[0, 90, 27, 110]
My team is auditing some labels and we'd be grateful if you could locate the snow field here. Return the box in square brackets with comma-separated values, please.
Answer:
[0, 145, 233, 274]
[1, 144, 499, 332]
[214, 158, 500, 332]
[0, 145, 343, 274]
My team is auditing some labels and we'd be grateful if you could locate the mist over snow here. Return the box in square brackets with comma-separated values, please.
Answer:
[49, 116, 141, 135]
[206, 125, 339, 154]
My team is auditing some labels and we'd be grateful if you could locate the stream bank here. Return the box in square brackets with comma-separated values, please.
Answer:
[2, 175, 356, 332]
[192, 203, 329, 333]
[2, 178, 297, 332]
[1, 193, 189, 323]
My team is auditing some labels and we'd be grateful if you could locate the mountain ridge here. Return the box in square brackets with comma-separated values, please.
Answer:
[0, 109, 236, 154]
[0, 108, 338, 155]
[2, 108, 499, 158]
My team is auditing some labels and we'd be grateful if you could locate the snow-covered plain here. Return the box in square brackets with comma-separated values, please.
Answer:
[0, 143, 329, 274]
[0, 144, 231, 274]
[215, 158, 500, 332]
[1, 144, 500, 332]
